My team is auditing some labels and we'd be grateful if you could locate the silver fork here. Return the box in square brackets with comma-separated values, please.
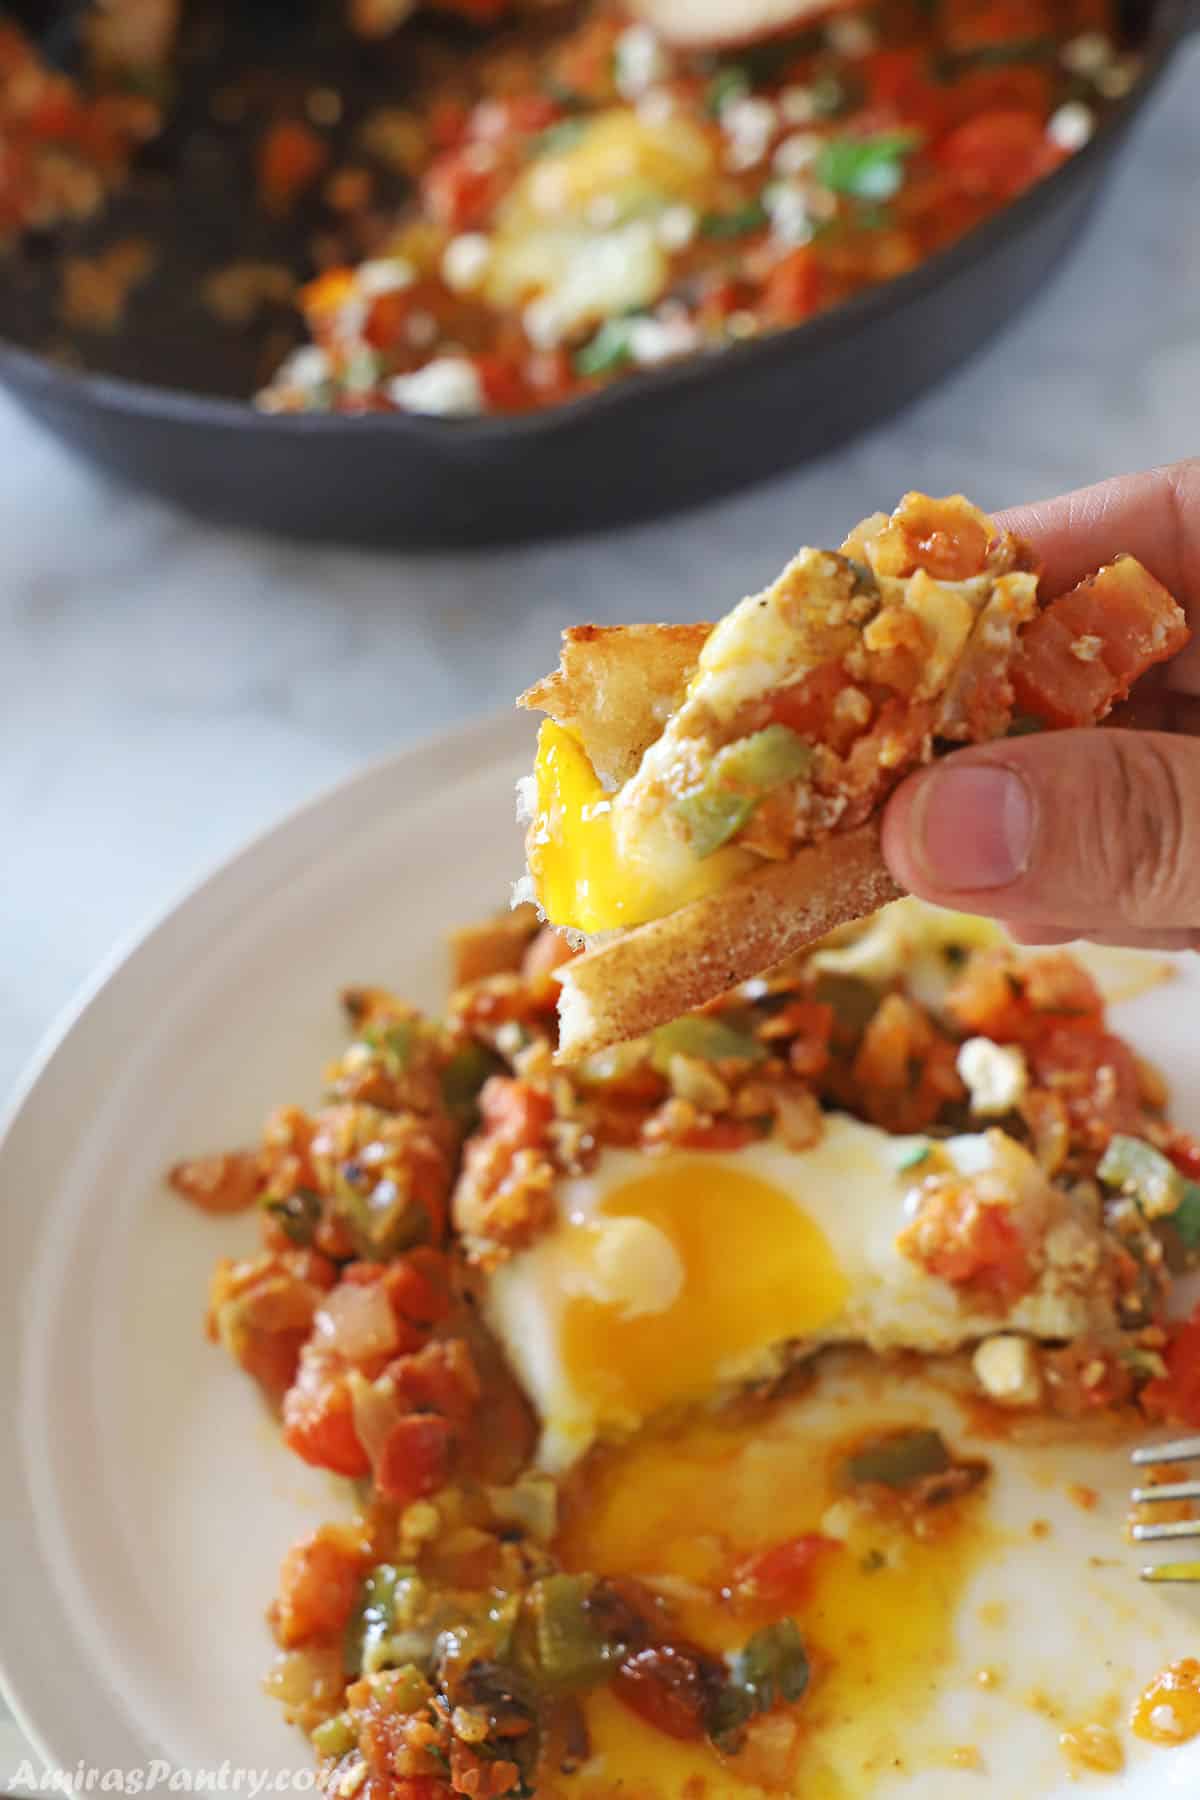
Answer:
[1131, 1437, 1200, 1581]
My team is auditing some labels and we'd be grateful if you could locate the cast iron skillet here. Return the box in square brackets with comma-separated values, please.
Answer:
[1, 0, 1197, 547]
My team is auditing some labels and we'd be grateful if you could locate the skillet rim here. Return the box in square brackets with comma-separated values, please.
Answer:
[0, 6, 1189, 441]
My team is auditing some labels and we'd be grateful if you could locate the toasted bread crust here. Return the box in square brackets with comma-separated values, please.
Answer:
[555, 823, 902, 1059]
[518, 622, 710, 787]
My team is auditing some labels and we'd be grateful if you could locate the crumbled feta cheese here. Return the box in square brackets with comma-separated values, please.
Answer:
[1069, 633, 1104, 663]
[825, 14, 876, 57]
[614, 23, 668, 99]
[273, 345, 331, 392]
[442, 232, 492, 292]
[628, 310, 699, 367]
[355, 257, 415, 298]
[725, 310, 759, 338]
[779, 85, 818, 126]
[764, 179, 814, 247]
[1061, 31, 1112, 75]
[387, 356, 484, 416]
[957, 1038, 1029, 1117]
[515, 774, 537, 824]
[331, 296, 369, 343]
[657, 203, 698, 251]
[1047, 101, 1096, 153]
[973, 1335, 1042, 1408]
[521, 219, 663, 347]
[636, 88, 676, 127]
[773, 131, 822, 177]
[721, 96, 777, 172]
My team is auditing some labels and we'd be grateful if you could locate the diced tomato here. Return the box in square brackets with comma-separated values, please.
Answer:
[761, 247, 822, 326]
[767, 663, 855, 749]
[387, 1339, 480, 1424]
[613, 1645, 714, 1742]
[168, 1150, 261, 1214]
[283, 1365, 370, 1478]
[1030, 1026, 1142, 1148]
[426, 97, 471, 151]
[421, 145, 505, 231]
[274, 1525, 366, 1648]
[475, 352, 528, 413]
[473, 93, 562, 139]
[935, 109, 1058, 202]
[676, 1117, 763, 1152]
[258, 120, 329, 213]
[1167, 1131, 1200, 1182]
[374, 1413, 455, 1505]
[865, 49, 934, 116]
[1012, 557, 1189, 728]
[479, 1076, 554, 1148]
[905, 1186, 1033, 1305]
[731, 1535, 839, 1612]
[1143, 1305, 1200, 1428]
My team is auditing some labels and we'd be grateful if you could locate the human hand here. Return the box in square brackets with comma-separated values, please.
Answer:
[882, 459, 1200, 951]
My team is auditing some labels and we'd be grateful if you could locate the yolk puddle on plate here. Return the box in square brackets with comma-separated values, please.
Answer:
[558, 1163, 849, 1426]
[555, 1396, 992, 1800]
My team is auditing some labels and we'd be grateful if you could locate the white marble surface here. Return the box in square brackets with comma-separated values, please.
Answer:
[1, 37, 1199, 1773]
[1, 44, 1198, 1112]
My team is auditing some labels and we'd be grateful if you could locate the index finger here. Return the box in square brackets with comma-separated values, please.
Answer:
[995, 458, 1200, 609]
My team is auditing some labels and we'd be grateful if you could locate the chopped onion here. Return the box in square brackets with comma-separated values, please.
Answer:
[348, 1369, 403, 1469]
[629, 0, 840, 50]
[315, 1282, 399, 1363]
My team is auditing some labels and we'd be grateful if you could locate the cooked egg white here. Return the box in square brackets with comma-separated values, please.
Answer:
[483, 1115, 1115, 1470]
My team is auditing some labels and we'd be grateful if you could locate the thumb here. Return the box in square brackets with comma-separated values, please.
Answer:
[881, 730, 1200, 936]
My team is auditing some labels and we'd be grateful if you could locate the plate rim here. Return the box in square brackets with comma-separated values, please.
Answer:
[0, 709, 531, 1771]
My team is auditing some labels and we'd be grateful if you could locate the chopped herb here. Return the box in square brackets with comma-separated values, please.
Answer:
[708, 1620, 810, 1753]
[263, 1186, 322, 1246]
[440, 1040, 505, 1132]
[699, 199, 769, 239]
[527, 1574, 624, 1690]
[816, 131, 922, 201]
[574, 317, 635, 378]
[860, 1547, 887, 1573]
[1098, 1134, 1195, 1223]
[650, 1013, 766, 1071]
[1174, 1187, 1200, 1251]
[363, 1017, 417, 1072]
[705, 66, 751, 116]
[311, 1713, 357, 1759]
[531, 117, 587, 158]
[344, 1565, 409, 1676]
[674, 725, 815, 856]
[843, 1428, 951, 1489]
[895, 1141, 932, 1172]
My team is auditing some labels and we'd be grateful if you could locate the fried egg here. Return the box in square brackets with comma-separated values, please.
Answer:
[483, 1115, 1117, 1470]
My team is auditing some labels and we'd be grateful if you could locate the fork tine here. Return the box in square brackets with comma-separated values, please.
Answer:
[1141, 1561, 1200, 1583]
[1132, 1436, 1200, 1466]
[1132, 1519, 1200, 1543]
[1131, 1481, 1200, 1505]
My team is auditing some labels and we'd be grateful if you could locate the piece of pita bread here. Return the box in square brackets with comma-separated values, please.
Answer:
[519, 623, 709, 788]
[556, 823, 902, 1060]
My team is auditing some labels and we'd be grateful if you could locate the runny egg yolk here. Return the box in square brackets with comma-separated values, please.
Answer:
[556, 1382, 992, 1800]
[559, 1161, 850, 1424]
[527, 721, 752, 934]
